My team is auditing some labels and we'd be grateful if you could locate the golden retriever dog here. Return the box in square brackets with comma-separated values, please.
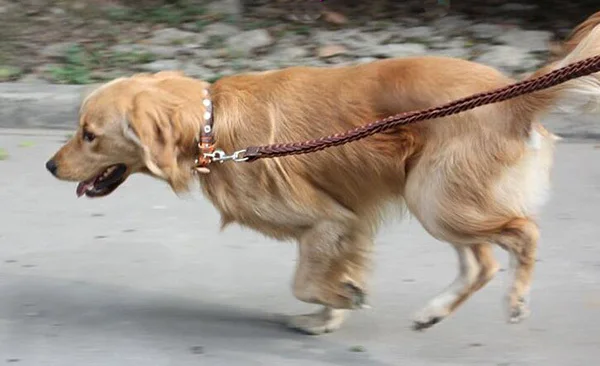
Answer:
[45, 20, 600, 335]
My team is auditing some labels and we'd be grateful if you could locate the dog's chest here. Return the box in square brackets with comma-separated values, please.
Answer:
[202, 173, 315, 240]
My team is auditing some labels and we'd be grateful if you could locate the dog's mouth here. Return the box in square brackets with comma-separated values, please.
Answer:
[76, 164, 128, 198]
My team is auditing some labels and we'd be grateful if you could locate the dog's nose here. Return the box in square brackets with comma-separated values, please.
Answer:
[45, 159, 58, 176]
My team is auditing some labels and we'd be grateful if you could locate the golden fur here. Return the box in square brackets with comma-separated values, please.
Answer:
[47, 19, 600, 335]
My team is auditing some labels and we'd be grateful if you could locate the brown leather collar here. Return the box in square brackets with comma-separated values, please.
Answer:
[194, 88, 215, 173]
[193, 87, 248, 173]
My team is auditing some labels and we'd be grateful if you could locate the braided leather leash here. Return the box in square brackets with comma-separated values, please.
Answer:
[240, 54, 600, 162]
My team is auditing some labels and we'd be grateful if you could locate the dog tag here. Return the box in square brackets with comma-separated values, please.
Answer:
[195, 167, 211, 174]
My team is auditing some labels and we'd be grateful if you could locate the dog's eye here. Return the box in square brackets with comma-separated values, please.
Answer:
[83, 131, 96, 142]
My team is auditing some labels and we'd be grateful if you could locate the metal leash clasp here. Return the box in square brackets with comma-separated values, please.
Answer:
[204, 149, 248, 163]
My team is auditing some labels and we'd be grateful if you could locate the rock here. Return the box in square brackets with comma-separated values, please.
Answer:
[322, 10, 348, 25]
[18, 74, 49, 84]
[137, 60, 181, 73]
[317, 45, 348, 58]
[474, 45, 539, 73]
[202, 23, 239, 38]
[429, 37, 471, 58]
[341, 31, 390, 50]
[431, 15, 472, 36]
[175, 47, 197, 57]
[90, 69, 127, 81]
[203, 58, 225, 69]
[110, 44, 176, 59]
[111, 43, 214, 59]
[0, 0, 9, 14]
[426, 35, 447, 46]
[69, 1, 87, 11]
[181, 22, 197, 32]
[496, 29, 552, 52]
[226, 29, 273, 56]
[271, 46, 309, 61]
[175, 44, 206, 57]
[403, 26, 435, 40]
[147, 28, 207, 46]
[109, 44, 138, 54]
[355, 57, 377, 65]
[430, 47, 471, 59]
[251, 59, 278, 71]
[182, 64, 214, 79]
[431, 37, 464, 50]
[40, 42, 77, 59]
[470, 23, 506, 40]
[313, 29, 360, 46]
[49, 7, 66, 16]
[207, 0, 241, 19]
[368, 44, 428, 59]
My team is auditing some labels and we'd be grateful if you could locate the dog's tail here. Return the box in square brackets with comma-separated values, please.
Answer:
[551, 11, 600, 61]
[520, 21, 600, 119]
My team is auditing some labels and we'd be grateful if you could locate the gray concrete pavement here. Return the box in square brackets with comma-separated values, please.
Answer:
[0, 128, 599, 366]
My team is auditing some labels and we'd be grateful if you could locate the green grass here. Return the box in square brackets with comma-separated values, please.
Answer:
[0, 148, 9, 160]
[108, 51, 156, 67]
[0, 66, 23, 81]
[195, 19, 212, 31]
[18, 141, 35, 148]
[48, 44, 156, 84]
[105, 3, 207, 26]
[48, 44, 93, 84]
[290, 25, 312, 36]
[49, 65, 92, 84]
[242, 19, 277, 31]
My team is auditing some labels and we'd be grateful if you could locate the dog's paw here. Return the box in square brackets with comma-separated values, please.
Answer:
[286, 308, 347, 335]
[343, 282, 370, 309]
[411, 306, 448, 331]
[507, 296, 530, 324]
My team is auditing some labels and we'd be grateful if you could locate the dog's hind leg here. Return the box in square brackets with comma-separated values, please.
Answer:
[287, 220, 373, 335]
[493, 218, 539, 323]
[412, 243, 499, 330]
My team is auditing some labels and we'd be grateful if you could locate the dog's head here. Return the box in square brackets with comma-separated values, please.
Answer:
[45, 71, 210, 198]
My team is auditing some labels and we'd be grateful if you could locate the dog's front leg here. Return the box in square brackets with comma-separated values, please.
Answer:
[286, 221, 373, 335]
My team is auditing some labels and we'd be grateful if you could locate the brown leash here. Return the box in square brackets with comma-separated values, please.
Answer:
[196, 54, 600, 168]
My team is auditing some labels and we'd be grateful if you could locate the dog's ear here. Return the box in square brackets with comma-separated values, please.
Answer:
[125, 90, 193, 193]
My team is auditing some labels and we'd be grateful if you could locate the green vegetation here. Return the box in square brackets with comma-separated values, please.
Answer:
[0, 66, 23, 82]
[48, 44, 155, 84]
[0, 148, 9, 160]
[105, 2, 207, 26]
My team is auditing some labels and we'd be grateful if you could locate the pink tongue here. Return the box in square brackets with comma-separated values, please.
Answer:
[76, 181, 94, 197]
